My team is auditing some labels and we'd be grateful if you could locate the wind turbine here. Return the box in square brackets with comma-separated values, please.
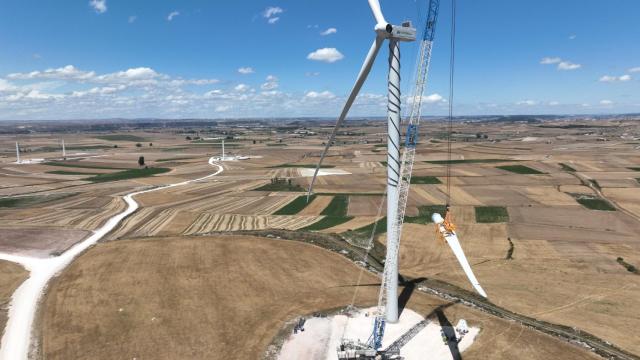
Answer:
[307, 0, 416, 323]
[61, 139, 66, 159]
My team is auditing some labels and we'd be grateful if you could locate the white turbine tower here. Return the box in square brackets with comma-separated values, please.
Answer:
[61, 139, 66, 159]
[15, 142, 20, 164]
[307, 0, 416, 323]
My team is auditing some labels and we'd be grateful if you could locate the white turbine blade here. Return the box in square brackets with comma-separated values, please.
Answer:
[368, 0, 387, 26]
[307, 37, 384, 198]
[435, 222, 487, 298]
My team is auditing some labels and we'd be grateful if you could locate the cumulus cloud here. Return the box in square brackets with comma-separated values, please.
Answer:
[263, 6, 283, 24]
[238, 67, 254, 75]
[89, 0, 107, 13]
[516, 100, 538, 106]
[304, 90, 335, 99]
[261, 75, 279, 90]
[234, 84, 250, 92]
[307, 48, 344, 63]
[548, 101, 560, 106]
[128, 15, 137, 23]
[320, 28, 337, 36]
[263, 6, 283, 18]
[8, 65, 95, 81]
[569, 34, 577, 40]
[599, 74, 631, 82]
[215, 105, 231, 112]
[600, 100, 613, 105]
[540, 57, 581, 70]
[629, 67, 640, 73]
[167, 11, 180, 21]
[557, 61, 581, 70]
[540, 57, 561, 65]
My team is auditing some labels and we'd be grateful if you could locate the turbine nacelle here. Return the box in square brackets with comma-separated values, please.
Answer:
[375, 21, 417, 42]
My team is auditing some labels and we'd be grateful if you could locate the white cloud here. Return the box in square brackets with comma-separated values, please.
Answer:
[540, 57, 561, 65]
[267, 17, 280, 24]
[89, 0, 107, 14]
[423, 93, 444, 103]
[548, 101, 560, 106]
[320, 28, 337, 36]
[569, 34, 577, 40]
[8, 65, 95, 81]
[305, 72, 320, 77]
[261, 75, 279, 90]
[557, 61, 581, 70]
[307, 48, 344, 63]
[263, 6, 283, 18]
[540, 57, 581, 70]
[600, 99, 613, 105]
[215, 105, 231, 112]
[516, 100, 537, 106]
[128, 15, 137, 23]
[619, 74, 632, 82]
[234, 84, 250, 92]
[238, 67, 254, 75]
[629, 67, 640, 73]
[167, 11, 180, 21]
[599, 74, 631, 82]
[305, 91, 335, 99]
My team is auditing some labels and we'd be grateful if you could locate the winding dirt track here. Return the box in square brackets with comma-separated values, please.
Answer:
[0, 158, 223, 360]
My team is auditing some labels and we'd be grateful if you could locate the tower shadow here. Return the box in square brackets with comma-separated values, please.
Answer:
[397, 277, 426, 317]
[436, 307, 462, 360]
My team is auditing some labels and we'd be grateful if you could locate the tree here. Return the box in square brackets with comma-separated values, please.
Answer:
[149, 143, 153, 147]
[185, 136, 192, 140]
[138, 156, 145, 166]
[135, 143, 142, 148]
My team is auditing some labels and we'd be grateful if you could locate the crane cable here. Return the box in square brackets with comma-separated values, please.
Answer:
[445, 0, 457, 209]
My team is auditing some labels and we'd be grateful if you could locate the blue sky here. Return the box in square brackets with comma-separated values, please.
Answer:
[0, 0, 638, 120]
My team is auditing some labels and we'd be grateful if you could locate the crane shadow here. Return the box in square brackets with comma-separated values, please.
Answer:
[436, 307, 462, 360]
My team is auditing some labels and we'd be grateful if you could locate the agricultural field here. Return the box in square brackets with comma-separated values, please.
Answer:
[0, 118, 639, 359]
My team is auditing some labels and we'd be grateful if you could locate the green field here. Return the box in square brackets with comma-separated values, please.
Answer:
[321, 195, 349, 217]
[156, 157, 199, 162]
[266, 143, 288, 146]
[405, 205, 447, 224]
[301, 216, 354, 231]
[46, 170, 101, 176]
[273, 195, 317, 215]
[636, 178, 640, 184]
[570, 194, 616, 211]
[254, 182, 306, 192]
[94, 134, 147, 142]
[344, 216, 387, 240]
[85, 167, 171, 183]
[0, 193, 76, 208]
[316, 192, 384, 196]
[559, 163, 576, 172]
[411, 176, 442, 184]
[38, 145, 112, 152]
[496, 165, 545, 175]
[425, 159, 509, 164]
[44, 161, 129, 170]
[629, 167, 640, 172]
[269, 163, 335, 169]
[475, 206, 510, 223]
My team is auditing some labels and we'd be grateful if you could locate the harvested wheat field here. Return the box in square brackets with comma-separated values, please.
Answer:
[39, 235, 597, 360]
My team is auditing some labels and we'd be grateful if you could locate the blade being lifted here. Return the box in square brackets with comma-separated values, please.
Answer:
[432, 213, 488, 298]
[306, 37, 384, 200]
